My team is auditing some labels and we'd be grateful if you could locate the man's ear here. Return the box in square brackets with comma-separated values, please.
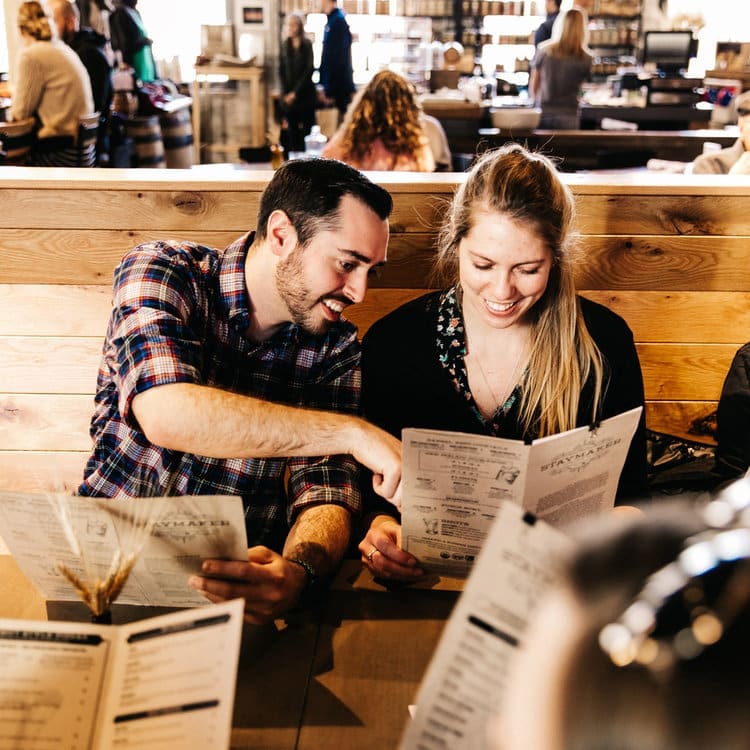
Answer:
[266, 210, 298, 258]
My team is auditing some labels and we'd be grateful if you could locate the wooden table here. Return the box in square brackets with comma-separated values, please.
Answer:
[192, 64, 267, 164]
[0, 555, 461, 750]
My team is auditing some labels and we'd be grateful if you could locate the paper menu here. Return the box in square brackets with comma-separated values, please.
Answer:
[398, 503, 571, 750]
[401, 407, 641, 576]
[0, 598, 244, 750]
[0, 492, 248, 608]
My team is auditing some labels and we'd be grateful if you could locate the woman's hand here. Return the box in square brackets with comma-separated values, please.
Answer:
[359, 515, 424, 581]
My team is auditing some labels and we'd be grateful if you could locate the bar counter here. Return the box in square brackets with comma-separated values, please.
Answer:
[422, 99, 736, 170]
[0, 553, 461, 749]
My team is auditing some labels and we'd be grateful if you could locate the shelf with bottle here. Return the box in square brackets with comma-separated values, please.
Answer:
[589, 0, 640, 16]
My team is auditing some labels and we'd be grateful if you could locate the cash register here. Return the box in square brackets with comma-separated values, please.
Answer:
[642, 30, 702, 106]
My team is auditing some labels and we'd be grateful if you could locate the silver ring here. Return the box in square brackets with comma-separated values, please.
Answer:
[367, 547, 378, 563]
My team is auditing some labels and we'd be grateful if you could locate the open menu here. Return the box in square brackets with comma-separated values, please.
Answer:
[399, 503, 571, 750]
[0, 492, 248, 608]
[401, 406, 641, 576]
[0, 598, 244, 750]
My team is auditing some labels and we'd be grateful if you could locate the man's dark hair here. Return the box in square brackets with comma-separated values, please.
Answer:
[256, 158, 393, 246]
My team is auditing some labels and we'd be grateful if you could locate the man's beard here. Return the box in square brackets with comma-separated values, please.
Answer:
[275, 248, 328, 336]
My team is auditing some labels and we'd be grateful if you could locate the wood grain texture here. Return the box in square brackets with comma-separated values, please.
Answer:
[0, 394, 92, 450]
[0, 452, 87, 492]
[638, 344, 735, 401]
[0, 337, 101, 393]
[2, 170, 747, 489]
[0, 188, 448, 234]
[0, 231, 440, 285]
[581, 291, 750, 344]
[645, 401, 718, 444]
[574, 236, 750, 291]
[575, 194, 750, 235]
[0, 285, 112, 336]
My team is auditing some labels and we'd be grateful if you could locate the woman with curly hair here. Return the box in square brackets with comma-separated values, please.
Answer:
[321, 69, 435, 172]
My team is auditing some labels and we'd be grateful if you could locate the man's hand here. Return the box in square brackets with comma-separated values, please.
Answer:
[359, 515, 423, 581]
[188, 546, 308, 625]
[349, 421, 402, 508]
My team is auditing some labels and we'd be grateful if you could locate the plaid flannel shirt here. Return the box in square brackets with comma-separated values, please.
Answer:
[78, 234, 362, 550]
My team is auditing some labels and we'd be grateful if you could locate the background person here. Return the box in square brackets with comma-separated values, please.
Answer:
[357, 143, 647, 581]
[10, 0, 94, 167]
[495, 494, 750, 750]
[322, 69, 435, 171]
[49, 0, 112, 165]
[279, 11, 316, 155]
[530, 7, 592, 129]
[534, 0, 562, 46]
[318, 0, 355, 120]
[50, 0, 112, 116]
[109, 0, 155, 83]
[692, 91, 750, 174]
[77, 158, 402, 623]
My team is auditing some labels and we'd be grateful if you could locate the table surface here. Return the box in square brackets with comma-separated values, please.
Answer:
[0, 555, 461, 750]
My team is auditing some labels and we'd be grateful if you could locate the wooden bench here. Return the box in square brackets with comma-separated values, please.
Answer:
[2, 167, 748, 492]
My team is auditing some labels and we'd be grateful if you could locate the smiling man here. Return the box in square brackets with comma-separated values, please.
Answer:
[78, 158, 399, 622]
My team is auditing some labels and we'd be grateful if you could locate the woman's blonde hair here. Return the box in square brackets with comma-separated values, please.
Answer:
[434, 143, 603, 438]
[336, 69, 429, 169]
[18, 1, 54, 41]
[550, 8, 588, 59]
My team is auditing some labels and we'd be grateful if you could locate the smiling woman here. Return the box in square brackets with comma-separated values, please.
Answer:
[357, 143, 649, 582]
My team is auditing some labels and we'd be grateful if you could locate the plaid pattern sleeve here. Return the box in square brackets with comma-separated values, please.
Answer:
[107, 244, 210, 427]
[286, 328, 363, 521]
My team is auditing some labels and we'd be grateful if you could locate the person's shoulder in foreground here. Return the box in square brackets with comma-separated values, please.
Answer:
[495, 487, 750, 750]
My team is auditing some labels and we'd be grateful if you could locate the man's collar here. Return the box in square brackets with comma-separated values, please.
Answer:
[218, 232, 254, 330]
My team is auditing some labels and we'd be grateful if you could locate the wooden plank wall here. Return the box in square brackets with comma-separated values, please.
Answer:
[1, 168, 748, 492]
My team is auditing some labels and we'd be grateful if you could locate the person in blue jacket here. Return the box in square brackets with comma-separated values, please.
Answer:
[318, 0, 355, 119]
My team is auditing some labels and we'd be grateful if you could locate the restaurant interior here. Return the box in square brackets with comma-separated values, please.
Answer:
[1, 1, 750, 749]
[2, 0, 750, 170]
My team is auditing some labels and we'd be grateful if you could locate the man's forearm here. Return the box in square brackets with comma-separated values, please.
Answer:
[132, 382, 364, 460]
[283, 504, 352, 579]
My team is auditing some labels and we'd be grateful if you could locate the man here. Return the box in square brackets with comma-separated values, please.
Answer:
[49, 0, 112, 125]
[534, 0, 561, 46]
[78, 158, 401, 623]
[318, 0, 355, 119]
[692, 91, 750, 174]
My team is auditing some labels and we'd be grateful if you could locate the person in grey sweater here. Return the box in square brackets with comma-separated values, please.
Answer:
[11, 1, 94, 166]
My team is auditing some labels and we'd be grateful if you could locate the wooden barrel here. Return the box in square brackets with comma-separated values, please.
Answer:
[159, 109, 193, 169]
[126, 116, 165, 168]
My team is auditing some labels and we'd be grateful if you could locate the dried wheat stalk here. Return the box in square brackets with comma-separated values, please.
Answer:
[49, 493, 165, 618]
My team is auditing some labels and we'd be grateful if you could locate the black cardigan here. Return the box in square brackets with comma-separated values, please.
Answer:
[361, 291, 648, 504]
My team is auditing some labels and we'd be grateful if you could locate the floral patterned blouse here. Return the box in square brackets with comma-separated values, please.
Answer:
[435, 285, 522, 435]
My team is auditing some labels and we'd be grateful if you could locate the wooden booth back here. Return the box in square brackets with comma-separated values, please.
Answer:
[1, 168, 748, 492]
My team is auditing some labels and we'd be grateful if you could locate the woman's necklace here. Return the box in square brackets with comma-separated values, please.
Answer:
[467, 340, 527, 419]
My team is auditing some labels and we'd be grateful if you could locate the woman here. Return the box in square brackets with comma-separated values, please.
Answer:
[11, 0, 94, 167]
[495, 489, 750, 750]
[358, 143, 647, 580]
[278, 11, 316, 154]
[321, 69, 435, 172]
[530, 7, 592, 129]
